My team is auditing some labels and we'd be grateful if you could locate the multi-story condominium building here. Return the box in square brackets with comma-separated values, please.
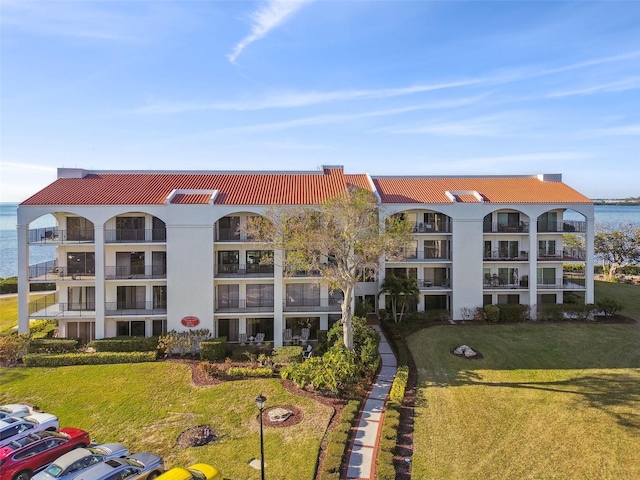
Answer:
[17, 166, 594, 346]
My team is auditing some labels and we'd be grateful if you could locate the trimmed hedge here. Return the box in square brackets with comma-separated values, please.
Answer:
[200, 337, 227, 361]
[537, 303, 596, 322]
[389, 365, 409, 404]
[498, 304, 530, 322]
[87, 336, 159, 352]
[28, 339, 78, 354]
[318, 399, 360, 480]
[23, 351, 157, 367]
[226, 366, 273, 377]
[272, 346, 303, 364]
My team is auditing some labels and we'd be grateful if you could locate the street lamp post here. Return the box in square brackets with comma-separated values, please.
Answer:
[255, 393, 267, 480]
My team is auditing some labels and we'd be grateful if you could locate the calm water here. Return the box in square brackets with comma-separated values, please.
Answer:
[1, 203, 639, 279]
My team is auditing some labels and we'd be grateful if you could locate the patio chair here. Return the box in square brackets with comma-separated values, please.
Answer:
[254, 333, 265, 345]
[238, 333, 247, 345]
[283, 328, 293, 345]
[302, 345, 313, 360]
[300, 328, 310, 345]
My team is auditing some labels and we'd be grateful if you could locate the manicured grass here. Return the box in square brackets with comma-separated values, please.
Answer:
[0, 294, 49, 334]
[0, 363, 333, 480]
[408, 324, 640, 479]
[595, 280, 640, 320]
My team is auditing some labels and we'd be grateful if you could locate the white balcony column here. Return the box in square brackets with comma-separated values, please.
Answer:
[17, 224, 29, 334]
[94, 226, 106, 339]
[272, 248, 284, 347]
[528, 227, 538, 318]
[585, 214, 595, 304]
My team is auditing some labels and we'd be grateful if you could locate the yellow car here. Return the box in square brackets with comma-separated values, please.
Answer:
[155, 464, 221, 480]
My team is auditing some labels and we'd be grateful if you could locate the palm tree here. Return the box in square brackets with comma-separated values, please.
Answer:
[379, 275, 420, 323]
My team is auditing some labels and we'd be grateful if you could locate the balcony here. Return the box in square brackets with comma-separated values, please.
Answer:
[483, 221, 529, 233]
[537, 276, 586, 290]
[105, 302, 167, 315]
[484, 250, 529, 261]
[538, 249, 586, 261]
[29, 299, 95, 318]
[29, 228, 95, 244]
[104, 229, 166, 243]
[215, 263, 274, 278]
[283, 297, 341, 312]
[215, 299, 275, 313]
[537, 220, 586, 233]
[105, 265, 167, 280]
[391, 250, 451, 262]
[419, 279, 451, 290]
[214, 228, 261, 243]
[29, 263, 95, 281]
[284, 267, 323, 277]
[411, 222, 452, 233]
[483, 274, 529, 289]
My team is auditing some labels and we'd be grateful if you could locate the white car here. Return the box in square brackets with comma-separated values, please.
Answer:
[0, 404, 32, 420]
[0, 413, 59, 447]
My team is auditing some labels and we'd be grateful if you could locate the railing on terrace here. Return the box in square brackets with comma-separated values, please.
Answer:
[215, 299, 275, 313]
[104, 265, 167, 279]
[29, 228, 95, 244]
[483, 275, 529, 289]
[484, 250, 529, 261]
[483, 222, 530, 233]
[105, 302, 167, 315]
[394, 250, 451, 261]
[537, 277, 586, 290]
[538, 249, 587, 261]
[29, 264, 95, 281]
[29, 302, 95, 317]
[284, 267, 323, 277]
[29, 292, 58, 315]
[215, 264, 274, 277]
[104, 229, 166, 243]
[419, 279, 452, 289]
[537, 220, 586, 233]
[411, 222, 452, 233]
[283, 297, 342, 312]
[214, 228, 261, 242]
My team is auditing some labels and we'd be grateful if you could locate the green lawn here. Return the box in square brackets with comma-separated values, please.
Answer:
[408, 324, 640, 479]
[595, 280, 640, 320]
[0, 363, 333, 480]
[0, 294, 50, 335]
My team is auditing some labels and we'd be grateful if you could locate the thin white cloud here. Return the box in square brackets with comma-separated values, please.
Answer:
[592, 124, 640, 136]
[0, 162, 57, 173]
[545, 77, 640, 98]
[228, 0, 313, 64]
[374, 114, 515, 137]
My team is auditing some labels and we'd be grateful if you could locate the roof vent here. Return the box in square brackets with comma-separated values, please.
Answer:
[537, 173, 562, 182]
[446, 190, 484, 203]
[58, 168, 88, 179]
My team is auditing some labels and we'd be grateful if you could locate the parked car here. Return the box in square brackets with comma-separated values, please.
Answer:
[155, 464, 221, 480]
[0, 428, 90, 480]
[0, 414, 59, 448]
[0, 406, 32, 420]
[71, 453, 164, 480]
[31, 443, 129, 480]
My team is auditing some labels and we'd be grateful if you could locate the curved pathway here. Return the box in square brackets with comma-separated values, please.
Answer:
[344, 324, 397, 479]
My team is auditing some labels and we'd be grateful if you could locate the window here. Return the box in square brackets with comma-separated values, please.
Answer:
[217, 284, 239, 308]
[246, 250, 274, 274]
[152, 252, 166, 276]
[246, 284, 274, 307]
[116, 216, 145, 241]
[498, 212, 519, 231]
[152, 217, 166, 241]
[424, 240, 449, 259]
[67, 322, 95, 342]
[217, 251, 239, 274]
[498, 241, 519, 258]
[538, 212, 558, 232]
[286, 284, 320, 306]
[357, 268, 376, 282]
[116, 252, 145, 277]
[67, 252, 95, 275]
[539, 240, 556, 257]
[67, 287, 95, 311]
[117, 286, 145, 309]
[218, 216, 240, 240]
[153, 286, 166, 309]
[537, 268, 556, 286]
[385, 268, 417, 279]
[152, 319, 167, 336]
[217, 318, 239, 341]
[116, 320, 145, 337]
[484, 241, 492, 258]
[498, 268, 519, 286]
[538, 294, 557, 304]
[483, 295, 492, 306]
[497, 294, 520, 305]
[66, 217, 94, 241]
[246, 318, 273, 340]
[424, 295, 447, 310]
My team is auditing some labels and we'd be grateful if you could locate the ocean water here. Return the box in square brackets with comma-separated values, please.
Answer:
[0, 203, 639, 279]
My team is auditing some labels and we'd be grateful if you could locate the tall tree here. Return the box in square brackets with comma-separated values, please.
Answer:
[379, 275, 420, 323]
[594, 222, 640, 279]
[246, 187, 412, 349]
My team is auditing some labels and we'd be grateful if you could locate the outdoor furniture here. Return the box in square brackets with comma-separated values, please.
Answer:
[300, 328, 310, 345]
[302, 345, 313, 359]
[283, 329, 292, 345]
[254, 333, 265, 345]
[238, 333, 247, 345]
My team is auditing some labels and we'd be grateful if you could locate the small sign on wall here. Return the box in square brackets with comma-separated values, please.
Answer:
[181, 316, 200, 327]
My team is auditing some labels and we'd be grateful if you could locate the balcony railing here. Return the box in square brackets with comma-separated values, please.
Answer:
[214, 228, 261, 243]
[29, 300, 95, 317]
[483, 274, 529, 289]
[104, 229, 166, 243]
[537, 220, 586, 233]
[215, 299, 275, 313]
[284, 267, 323, 277]
[104, 265, 167, 279]
[537, 276, 586, 290]
[419, 279, 452, 289]
[484, 250, 529, 261]
[483, 222, 530, 233]
[411, 222, 452, 233]
[538, 249, 587, 261]
[393, 250, 451, 261]
[215, 264, 274, 277]
[29, 228, 95, 244]
[283, 297, 341, 312]
[29, 264, 95, 281]
[105, 302, 167, 315]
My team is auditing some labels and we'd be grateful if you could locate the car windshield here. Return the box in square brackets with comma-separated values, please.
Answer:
[44, 464, 64, 477]
[123, 459, 144, 468]
[187, 469, 206, 480]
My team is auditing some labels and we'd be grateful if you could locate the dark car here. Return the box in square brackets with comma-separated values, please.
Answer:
[0, 428, 90, 480]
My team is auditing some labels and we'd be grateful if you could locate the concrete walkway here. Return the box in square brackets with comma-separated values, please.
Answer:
[345, 325, 397, 479]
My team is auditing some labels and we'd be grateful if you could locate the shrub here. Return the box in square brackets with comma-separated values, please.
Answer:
[498, 304, 529, 322]
[226, 366, 273, 378]
[29, 319, 57, 339]
[377, 403, 401, 480]
[0, 334, 31, 364]
[23, 351, 156, 367]
[272, 346, 303, 365]
[281, 348, 360, 395]
[88, 336, 159, 352]
[318, 399, 360, 480]
[390, 365, 409, 404]
[199, 337, 226, 361]
[158, 329, 211, 357]
[29, 338, 78, 354]
[596, 297, 623, 317]
[484, 304, 500, 322]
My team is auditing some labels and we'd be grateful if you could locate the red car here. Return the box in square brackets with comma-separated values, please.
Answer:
[0, 428, 90, 480]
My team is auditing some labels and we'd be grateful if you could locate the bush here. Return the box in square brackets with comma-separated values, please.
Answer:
[596, 297, 623, 317]
[0, 334, 31, 364]
[484, 304, 500, 322]
[29, 319, 57, 339]
[226, 366, 273, 378]
[390, 365, 408, 404]
[0, 277, 17, 294]
[88, 336, 159, 352]
[318, 399, 360, 480]
[281, 348, 360, 395]
[498, 304, 529, 322]
[199, 338, 226, 361]
[272, 346, 303, 365]
[23, 351, 156, 367]
[29, 338, 78, 354]
[158, 329, 211, 357]
[377, 403, 401, 480]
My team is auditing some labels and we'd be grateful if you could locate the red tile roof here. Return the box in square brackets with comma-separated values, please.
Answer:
[372, 176, 591, 204]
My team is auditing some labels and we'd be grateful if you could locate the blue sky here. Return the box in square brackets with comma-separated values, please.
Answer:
[1, 0, 639, 202]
